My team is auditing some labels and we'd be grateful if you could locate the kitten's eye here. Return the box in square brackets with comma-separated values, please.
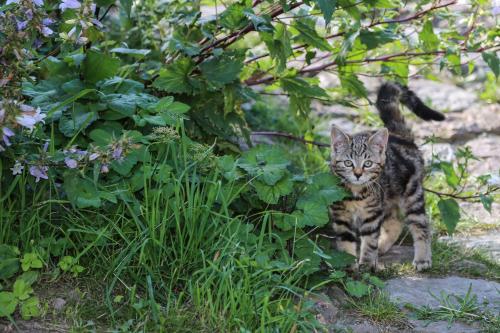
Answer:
[363, 161, 373, 168]
[344, 160, 353, 167]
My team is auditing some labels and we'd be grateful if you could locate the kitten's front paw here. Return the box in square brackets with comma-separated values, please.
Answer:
[358, 260, 379, 273]
[413, 259, 432, 271]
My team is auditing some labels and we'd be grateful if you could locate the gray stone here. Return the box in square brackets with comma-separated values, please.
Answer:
[385, 276, 500, 313]
[440, 233, 500, 263]
[409, 319, 480, 333]
[413, 104, 500, 143]
[460, 201, 500, 225]
[465, 135, 500, 176]
[408, 79, 477, 113]
[52, 297, 66, 312]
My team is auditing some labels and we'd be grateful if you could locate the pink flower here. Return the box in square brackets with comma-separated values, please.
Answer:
[101, 164, 109, 173]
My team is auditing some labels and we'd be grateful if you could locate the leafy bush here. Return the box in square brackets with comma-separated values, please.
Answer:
[0, 0, 498, 330]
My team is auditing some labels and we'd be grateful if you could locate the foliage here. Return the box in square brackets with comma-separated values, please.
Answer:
[0, 0, 498, 330]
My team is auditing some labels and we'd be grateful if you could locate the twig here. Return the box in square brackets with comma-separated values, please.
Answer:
[251, 131, 330, 147]
[245, 0, 457, 64]
[245, 45, 500, 85]
[424, 187, 500, 200]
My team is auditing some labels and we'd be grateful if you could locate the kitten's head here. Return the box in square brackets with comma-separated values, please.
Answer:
[330, 126, 388, 186]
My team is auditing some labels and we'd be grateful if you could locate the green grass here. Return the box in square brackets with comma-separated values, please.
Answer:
[0, 136, 324, 332]
[346, 291, 408, 327]
[405, 284, 500, 332]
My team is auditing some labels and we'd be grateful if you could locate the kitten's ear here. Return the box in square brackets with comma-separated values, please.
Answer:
[368, 128, 389, 155]
[330, 125, 350, 155]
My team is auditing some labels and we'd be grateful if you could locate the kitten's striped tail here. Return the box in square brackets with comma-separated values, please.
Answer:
[376, 82, 445, 137]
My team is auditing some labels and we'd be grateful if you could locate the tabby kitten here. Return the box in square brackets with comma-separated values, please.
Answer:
[329, 82, 445, 271]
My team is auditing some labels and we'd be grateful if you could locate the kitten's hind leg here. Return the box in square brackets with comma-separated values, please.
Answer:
[378, 208, 403, 255]
[403, 193, 432, 271]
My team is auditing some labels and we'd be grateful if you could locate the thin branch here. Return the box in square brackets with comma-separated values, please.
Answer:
[245, 0, 457, 64]
[198, 2, 304, 56]
[424, 187, 499, 200]
[245, 45, 499, 85]
[251, 131, 330, 147]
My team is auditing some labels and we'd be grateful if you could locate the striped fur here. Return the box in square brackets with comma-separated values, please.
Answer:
[330, 82, 445, 271]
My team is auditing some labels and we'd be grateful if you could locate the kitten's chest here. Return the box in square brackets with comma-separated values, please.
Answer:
[343, 199, 371, 223]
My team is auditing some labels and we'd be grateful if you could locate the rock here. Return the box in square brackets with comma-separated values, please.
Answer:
[408, 79, 477, 113]
[454, 260, 489, 275]
[440, 233, 500, 263]
[413, 104, 500, 143]
[52, 297, 66, 312]
[419, 143, 455, 163]
[409, 319, 480, 333]
[459, 202, 500, 225]
[385, 276, 500, 313]
[310, 293, 339, 326]
[464, 135, 500, 176]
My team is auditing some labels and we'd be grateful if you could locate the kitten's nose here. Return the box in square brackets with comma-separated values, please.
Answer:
[353, 169, 363, 179]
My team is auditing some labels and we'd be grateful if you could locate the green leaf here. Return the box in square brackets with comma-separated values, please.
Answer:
[359, 28, 397, 50]
[419, 20, 440, 51]
[482, 52, 499, 78]
[340, 73, 368, 99]
[345, 280, 370, 298]
[286, 201, 329, 227]
[238, 145, 291, 185]
[303, 173, 347, 205]
[0, 245, 20, 280]
[293, 20, 332, 51]
[220, 2, 249, 30]
[244, 9, 273, 32]
[200, 54, 244, 85]
[218, 155, 243, 181]
[58, 104, 98, 137]
[254, 176, 294, 204]
[437, 198, 460, 235]
[280, 77, 329, 99]
[13, 279, 33, 301]
[82, 51, 121, 84]
[20, 253, 42, 272]
[0, 292, 18, 317]
[20, 297, 40, 320]
[314, 0, 336, 25]
[120, 0, 133, 17]
[110, 47, 150, 58]
[480, 194, 493, 213]
[367, 275, 385, 288]
[325, 250, 357, 269]
[63, 175, 101, 208]
[261, 23, 292, 72]
[438, 162, 459, 189]
[152, 58, 199, 94]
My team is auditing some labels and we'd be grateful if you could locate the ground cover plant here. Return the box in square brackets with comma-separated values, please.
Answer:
[0, 0, 499, 331]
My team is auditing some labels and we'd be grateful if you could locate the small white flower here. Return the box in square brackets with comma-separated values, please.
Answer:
[11, 161, 24, 175]
[16, 107, 46, 131]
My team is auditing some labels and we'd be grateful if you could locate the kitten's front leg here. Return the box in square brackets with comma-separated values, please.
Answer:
[331, 208, 358, 262]
[359, 214, 383, 271]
